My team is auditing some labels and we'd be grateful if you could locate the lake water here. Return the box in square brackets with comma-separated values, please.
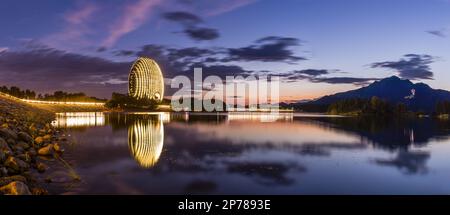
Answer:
[48, 112, 450, 194]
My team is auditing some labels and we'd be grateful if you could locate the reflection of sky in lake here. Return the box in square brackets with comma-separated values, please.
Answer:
[52, 112, 450, 194]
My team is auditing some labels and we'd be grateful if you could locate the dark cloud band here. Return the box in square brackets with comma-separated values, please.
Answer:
[371, 54, 434, 80]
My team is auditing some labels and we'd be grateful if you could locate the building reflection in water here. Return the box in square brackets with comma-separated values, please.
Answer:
[52, 112, 166, 168]
[127, 114, 164, 168]
[125, 112, 171, 123]
[52, 112, 105, 128]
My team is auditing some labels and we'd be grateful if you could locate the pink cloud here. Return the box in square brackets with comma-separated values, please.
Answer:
[41, 0, 256, 50]
[102, 0, 164, 48]
[0, 47, 9, 53]
[206, 0, 257, 16]
[64, 3, 98, 25]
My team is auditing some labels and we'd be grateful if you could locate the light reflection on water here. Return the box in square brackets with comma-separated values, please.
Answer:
[51, 112, 293, 168]
[52, 112, 105, 127]
[227, 112, 293, 122]
[128, 116, 164, 168]
[50, 112, 450, 194]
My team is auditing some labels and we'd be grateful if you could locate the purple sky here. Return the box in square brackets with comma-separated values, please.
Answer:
[1, 0, 450, 101]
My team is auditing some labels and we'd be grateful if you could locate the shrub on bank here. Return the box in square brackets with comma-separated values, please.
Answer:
[105, 93, 158, 110]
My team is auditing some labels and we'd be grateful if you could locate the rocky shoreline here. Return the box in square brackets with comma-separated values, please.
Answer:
[0, 95, 67, 195]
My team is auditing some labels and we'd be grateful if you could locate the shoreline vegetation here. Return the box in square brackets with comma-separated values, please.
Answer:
[0, 85, 106, 103]
[2, 88, 450, 118]
[291, 96, 450, 119]
[0, 93, 79, 195]
[3, 89, 450, 118]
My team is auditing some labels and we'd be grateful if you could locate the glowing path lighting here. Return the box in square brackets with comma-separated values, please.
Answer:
[0, 92, 104, 106]
[21, 99, 105, 105]
[128, 57, 164, 101]
[128, 116, 164, 168]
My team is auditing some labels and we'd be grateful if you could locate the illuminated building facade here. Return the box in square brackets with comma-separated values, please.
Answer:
[128, 57, 164, 101]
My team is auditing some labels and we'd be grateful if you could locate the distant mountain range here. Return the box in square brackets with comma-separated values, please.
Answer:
[297, 76, 450, 112]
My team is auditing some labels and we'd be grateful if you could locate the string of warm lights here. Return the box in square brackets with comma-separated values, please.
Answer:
[21, 99, 105, 106]
[0, 92, 105, 106]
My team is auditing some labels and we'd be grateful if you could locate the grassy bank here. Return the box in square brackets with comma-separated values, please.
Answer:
[0, 94, 73, 195]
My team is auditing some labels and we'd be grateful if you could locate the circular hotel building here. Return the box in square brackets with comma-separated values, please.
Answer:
[128, 57, 164, 101]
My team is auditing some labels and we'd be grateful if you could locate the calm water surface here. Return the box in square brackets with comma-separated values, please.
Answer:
[49, 112, 450, 194]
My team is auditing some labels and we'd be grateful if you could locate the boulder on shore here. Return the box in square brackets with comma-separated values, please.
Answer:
[4, 156, 30, 172]
[37, 144, 54, 156]
[0, 181, 31, 195]
[0, 175, 27, 186]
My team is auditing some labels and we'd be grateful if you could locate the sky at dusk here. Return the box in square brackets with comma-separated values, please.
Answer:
[1, 0, 450, 101]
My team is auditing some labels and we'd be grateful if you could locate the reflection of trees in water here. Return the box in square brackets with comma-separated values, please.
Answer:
[226, 161, 305, 186]
[105, 113, 166, 130]
[296, 142, 367, 157]
[105, 112, 292, 128]
[160, 123, 309, 187]
[297, 116, 450, 150]
[374, 150, 430, 174]
[127, 115, 164, 168]
[296, 116, 450, 175]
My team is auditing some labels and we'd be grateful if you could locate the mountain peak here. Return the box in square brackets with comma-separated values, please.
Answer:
[374, 75, 413, 86]
[385, 75, 401, 80]
[378, 75, 406, 83]
[309, 75, 450, 112]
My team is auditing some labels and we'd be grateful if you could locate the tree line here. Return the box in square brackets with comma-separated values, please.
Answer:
[0, 85, 106, 102]
[327, 97, 408, 116]
[327, 96, 450, 116]
[105, 92, 158, 109]
[105, 92, 228, 111]
[0, 85, 36, 99]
